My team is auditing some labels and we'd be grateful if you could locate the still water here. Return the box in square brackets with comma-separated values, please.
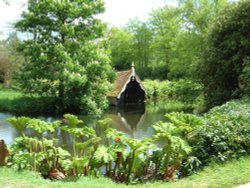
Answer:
[0, 100, 181, 145]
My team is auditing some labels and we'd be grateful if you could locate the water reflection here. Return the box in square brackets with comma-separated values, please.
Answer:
[0, 100, 181, 145]
[108, 103, 146, 138]
[0, 113, 19, 145]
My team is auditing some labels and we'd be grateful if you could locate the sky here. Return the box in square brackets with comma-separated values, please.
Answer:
[0, 0, 177, 39]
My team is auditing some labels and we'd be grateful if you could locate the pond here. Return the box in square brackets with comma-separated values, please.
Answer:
[0, 100, 189, 145]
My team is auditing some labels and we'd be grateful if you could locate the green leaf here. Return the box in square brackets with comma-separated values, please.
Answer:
[7, 116, 30, 132]
[94, 145, 115, 164]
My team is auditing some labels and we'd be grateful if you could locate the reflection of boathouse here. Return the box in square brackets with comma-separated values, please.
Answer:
[108, 103, 146, 137]
[107, 64, 146, 106]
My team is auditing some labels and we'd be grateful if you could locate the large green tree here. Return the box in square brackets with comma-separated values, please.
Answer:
[107, 27, 134, 70]
[107, 20, 154, 79]
[199, 0, 250, 108]
[126, 19, 153, 70]
[15, 0, 114, 114]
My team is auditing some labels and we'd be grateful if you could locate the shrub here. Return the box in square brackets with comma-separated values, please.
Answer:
[161, 99, 250, 175]
[192, 99, 250, 164]
[167, 79, 203, 103]
[143, 79, 170, 99]
[143, 79, 203, 104]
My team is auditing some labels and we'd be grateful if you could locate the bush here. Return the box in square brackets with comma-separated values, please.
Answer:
[143, 79, 170, 99]
[167, 79, 203, 103]
[143, 79, 203, 105]
[192, 99, 250, 164]
[160, 99, 250, 175]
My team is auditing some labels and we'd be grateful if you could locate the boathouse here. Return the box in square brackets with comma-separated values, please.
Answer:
[107, 64, 146, 106]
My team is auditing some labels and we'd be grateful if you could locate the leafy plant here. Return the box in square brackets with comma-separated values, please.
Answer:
[143, 79, 203, 111]
[7, 116, 70, 177]
[165, 112, 204, 139]
[152, 121, 191, 180]
[7, 116, 30, 136]
[192, 100, 250, 164]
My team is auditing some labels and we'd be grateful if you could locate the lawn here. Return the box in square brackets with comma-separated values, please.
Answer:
[0, 85, 24, 100]
[1, 156, 250, 188]
[0, 85, 26, 114]
[0, 84, 56, 114]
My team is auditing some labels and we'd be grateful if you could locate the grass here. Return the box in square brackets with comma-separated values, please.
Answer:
[0, 84, 24, 100]
[0, 84, 56, 115]
[145, 157, 250, 188]
[1, 156, 250, 188]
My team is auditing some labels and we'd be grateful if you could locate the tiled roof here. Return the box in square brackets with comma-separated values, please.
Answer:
[107, 70, 132, 97]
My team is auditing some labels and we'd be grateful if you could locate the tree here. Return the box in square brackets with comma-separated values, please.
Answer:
[126, 19, 153, 70]
[148, 1, 228, 80]
[106, 27, 134, 70]
[15, 0, 115, 114]
[199, 0, 250, 108]
[107, 20, 154, 79]
[149, 6, 181, 79]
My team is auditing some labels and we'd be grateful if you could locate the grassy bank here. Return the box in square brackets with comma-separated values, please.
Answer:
[0, 85, 56, 115]
[0, 84, 194, 115]
[1, 156, 250, 188]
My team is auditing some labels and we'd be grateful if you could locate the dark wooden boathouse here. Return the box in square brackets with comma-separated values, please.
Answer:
[107, 64, 146, 106]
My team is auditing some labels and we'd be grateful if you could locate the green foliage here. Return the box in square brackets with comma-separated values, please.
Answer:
[6, 113, 194, 184]
[199, 0, 250, 108]
[126, 19, 153, 72]
[167, 79, 203, 103]
[240, 57, 250, 95]
[7, 116, 29, 135]
[192, 99, 250, 164]
[146, 100, 194, 114]
[149, 6, 182, 79]
[143, 79, 170, 99]
[3, 156, 250, 188]
[143, 79, 203, 107]
[15, 0, 115, 114]
[27, 119, 58, 134]
[165, 112, 204, 137]
[63, 114, 83, 128]
[153, 121, 191, 180]
[9, 134, 70, 176]
[6, 99, 250, 183]
[152, 99, 250, 176]
[107, 0, 228, 80]
[97, 118, 112, 130]
[107, 28, 134, 70]
[94, 145, 115, 164]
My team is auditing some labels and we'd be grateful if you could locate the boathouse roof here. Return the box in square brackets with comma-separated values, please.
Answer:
[107, 64, 146, 99]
